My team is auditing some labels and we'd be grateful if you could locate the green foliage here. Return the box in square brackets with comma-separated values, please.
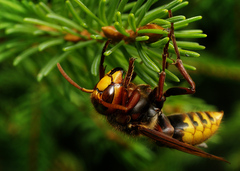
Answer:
[0, 0, 239, 171]
[0, 0, 205, 84]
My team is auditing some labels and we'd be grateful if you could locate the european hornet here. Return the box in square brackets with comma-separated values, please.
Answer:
[57, 11, 228, 163]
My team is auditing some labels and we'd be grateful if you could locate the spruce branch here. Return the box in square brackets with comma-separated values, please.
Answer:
[1, 1, 239, 170]
[0, 0, 206, 85]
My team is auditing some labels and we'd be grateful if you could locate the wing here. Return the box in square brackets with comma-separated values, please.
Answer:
[138, 126, 229, 163]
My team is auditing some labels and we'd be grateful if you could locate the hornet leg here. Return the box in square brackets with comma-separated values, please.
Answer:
[99, 40, 111, 79]
[156, 10, 195, 105]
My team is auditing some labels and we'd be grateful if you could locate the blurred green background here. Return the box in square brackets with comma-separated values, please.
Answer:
[0, 0, 240, 171]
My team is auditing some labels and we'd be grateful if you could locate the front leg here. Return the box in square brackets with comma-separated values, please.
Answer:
[164, 21, 195, 97]
[122, 58, 136, 106]
[100, 58, 140, 112]
[99, 40, 111, 80]
[99, 89, 140, 112]
[156, 11, 195, 101]
[164, 59, 195, 97]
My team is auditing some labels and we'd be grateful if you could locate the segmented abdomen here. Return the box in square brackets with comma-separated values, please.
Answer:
[167, 111, 223, 145]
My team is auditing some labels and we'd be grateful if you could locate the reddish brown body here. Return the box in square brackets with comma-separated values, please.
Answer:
[57, 11, 228, 163]
[90, 71, 223, 147]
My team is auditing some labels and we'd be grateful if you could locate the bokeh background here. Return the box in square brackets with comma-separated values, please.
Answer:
[0, 0, 240, 171]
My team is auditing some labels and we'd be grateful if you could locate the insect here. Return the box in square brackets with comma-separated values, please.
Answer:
[57, 11, 228, 163]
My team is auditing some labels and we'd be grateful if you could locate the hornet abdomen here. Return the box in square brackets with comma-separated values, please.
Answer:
[167, 111, 223, 145]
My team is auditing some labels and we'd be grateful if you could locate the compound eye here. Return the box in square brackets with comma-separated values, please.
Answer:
[102, 85, 114, 103]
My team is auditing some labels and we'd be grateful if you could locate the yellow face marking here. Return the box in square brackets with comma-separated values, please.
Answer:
[96, 75, 111, 91]
[96, 69, 123, 92]
[91, 90, 101, 100]
[111, 71, 123, 84]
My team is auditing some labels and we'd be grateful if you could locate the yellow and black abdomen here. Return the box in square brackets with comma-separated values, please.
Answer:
[167, 111, 223, 145]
